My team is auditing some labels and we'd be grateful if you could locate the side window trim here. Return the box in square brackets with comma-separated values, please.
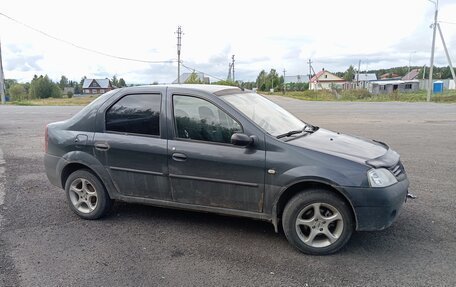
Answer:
[105, 93, 162, 137]
[172, 94, 243, 144]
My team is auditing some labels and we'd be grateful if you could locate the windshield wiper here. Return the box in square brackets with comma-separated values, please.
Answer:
[276, 124, 316, 139]
[276, 129, 305, 139]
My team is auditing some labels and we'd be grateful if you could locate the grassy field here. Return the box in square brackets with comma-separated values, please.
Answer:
[266, 89, 456, 103]
[5, 89, 456, 106]
[7, 96, 98, 106]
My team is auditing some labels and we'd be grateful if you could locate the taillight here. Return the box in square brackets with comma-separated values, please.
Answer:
[45, 125, 49, 153]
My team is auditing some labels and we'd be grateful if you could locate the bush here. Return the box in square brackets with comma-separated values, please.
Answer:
[67, 91, 74, 98]
[29, 75, 63, 99]
[8, 84, 28, 101]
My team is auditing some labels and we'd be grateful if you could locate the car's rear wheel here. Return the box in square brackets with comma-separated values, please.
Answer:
[282, 189, 354, 255]
[65, 169, 112, 219]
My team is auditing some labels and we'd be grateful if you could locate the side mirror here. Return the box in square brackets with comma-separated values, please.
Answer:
[231, 133, 254, 147]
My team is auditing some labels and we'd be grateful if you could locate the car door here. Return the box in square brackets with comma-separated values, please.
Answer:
[93, 92, 170, 200]
[167, 93, 266, 212]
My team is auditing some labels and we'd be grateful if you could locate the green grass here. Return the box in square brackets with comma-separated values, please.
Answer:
[7, 96, 98, 106]
[264, 89, 456, 103]
[5, 90, 456, 106]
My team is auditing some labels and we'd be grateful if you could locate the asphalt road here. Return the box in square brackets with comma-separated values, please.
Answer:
[0, 97, 455, 287]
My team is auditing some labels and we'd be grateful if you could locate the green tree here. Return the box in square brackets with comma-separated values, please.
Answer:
[184, 71, 202, 84]
[29, 75, 62, 99]
[4, 79, 18, 97]
[111, 75, 119, 87]
[344, 65, 355, 81]
[256, 70, 268, 91]
[80, 76, 87, 87]
[8, 83, 27, 101]
[212, 80, 237, 86]
[266, 69, 280, 91]
[118, 78, 127, 87]
[59, 75, 69, 90]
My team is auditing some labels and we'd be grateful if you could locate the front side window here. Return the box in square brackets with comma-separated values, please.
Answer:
[173, 95, 242, 144]
[106, 94, 161, 136]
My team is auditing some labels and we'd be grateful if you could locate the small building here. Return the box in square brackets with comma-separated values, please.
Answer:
[284, 75, 309, 91]
[284, 75, 309, 84]
[402, 68, 421, 81]
[354, 73, 377, 89]
[309, 69, 346, 90]
[82, 79, 114, 94]
[368, 80, 419, 94]
[63, 87, 75, 94]
[380, 73, 401, 80]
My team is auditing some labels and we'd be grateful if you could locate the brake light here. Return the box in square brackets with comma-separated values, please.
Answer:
[45, 125, 48, 153]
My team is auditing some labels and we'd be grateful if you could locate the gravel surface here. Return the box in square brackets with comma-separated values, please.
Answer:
[0, 98, 455, 287]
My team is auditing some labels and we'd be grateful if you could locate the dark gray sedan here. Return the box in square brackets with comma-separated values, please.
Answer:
[44, 85, 410, 255]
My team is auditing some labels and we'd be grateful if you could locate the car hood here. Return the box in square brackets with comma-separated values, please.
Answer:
[286, 128, 394, 166]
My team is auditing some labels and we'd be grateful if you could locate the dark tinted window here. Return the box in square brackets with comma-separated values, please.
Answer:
[106, 94, 161, 136]
[173, 95, 242, 144]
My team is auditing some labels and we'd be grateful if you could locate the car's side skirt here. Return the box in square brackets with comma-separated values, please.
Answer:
[116, 194, 272, 222]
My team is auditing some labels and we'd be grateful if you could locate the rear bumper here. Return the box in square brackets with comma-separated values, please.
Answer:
[44, 153, 63, 188]
[343, 178, 409, 231]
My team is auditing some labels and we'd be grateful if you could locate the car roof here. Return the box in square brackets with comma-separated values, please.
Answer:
[119, 84, 243, 95]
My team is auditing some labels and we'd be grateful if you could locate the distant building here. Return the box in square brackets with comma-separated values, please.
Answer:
[402, 68, 421, 80]
[354, 73, 377, 89]
[309, 69, 345, 90]
[82, 79, 114, 94]
[173, 73, 210, 84]
[380, 73, 401, 80]
[368, 80, 419, 94]
[284, 75, 309, 84]
[63, 87, 75, 94]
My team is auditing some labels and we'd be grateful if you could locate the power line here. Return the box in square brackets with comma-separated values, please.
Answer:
[181, 62, 225, 82]
[439, 20, 456, 25]
[0, 11, 176, 64]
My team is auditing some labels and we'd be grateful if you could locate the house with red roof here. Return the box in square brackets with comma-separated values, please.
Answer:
[309, 69, 346, 90]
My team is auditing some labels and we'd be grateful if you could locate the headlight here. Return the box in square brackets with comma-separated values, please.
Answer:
[367, 168, 397, 187]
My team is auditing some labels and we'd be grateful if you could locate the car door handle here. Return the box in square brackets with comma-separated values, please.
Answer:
[172, 153, 187, 162]
[95, 143, 110, 151]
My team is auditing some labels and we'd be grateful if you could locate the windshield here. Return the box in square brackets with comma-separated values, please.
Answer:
[220, 93, 305, 136]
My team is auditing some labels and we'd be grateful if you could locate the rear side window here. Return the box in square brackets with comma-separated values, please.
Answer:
[106, 94, 161, 136]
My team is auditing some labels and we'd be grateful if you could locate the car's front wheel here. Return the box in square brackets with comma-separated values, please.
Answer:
[65, 169, 112, 219]
[282, 189, 354, 255]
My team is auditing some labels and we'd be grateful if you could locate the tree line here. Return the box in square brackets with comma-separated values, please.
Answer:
[4, 75, 128, 101]
[339, 65, 455, 81]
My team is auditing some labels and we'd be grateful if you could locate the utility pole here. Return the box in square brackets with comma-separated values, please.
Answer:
[0, 41, 6, 104]
[283, 69, 286, 94]
[427, 0, 438, 102]
[307, 59, 313, 81]
[227, 63, 233, 81]
[437, 23, 456, 82]
[231, 55, 235, 82]
[175, 26, 183, 84]
[357, 60, 361, 88]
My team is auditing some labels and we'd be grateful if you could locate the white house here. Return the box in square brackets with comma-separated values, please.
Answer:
[309, 69, 345, 90]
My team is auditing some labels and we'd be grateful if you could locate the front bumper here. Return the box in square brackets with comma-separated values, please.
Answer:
[343, 178, 409, 231]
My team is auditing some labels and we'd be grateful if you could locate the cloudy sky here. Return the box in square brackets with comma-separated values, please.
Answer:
[1, 0, 456, 84]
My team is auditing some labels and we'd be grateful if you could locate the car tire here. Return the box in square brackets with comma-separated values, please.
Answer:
[282, 189, 354, 255]
[64, 169, 112, 220]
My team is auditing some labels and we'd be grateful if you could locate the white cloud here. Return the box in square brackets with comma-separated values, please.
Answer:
[1, 0, 455, 83]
